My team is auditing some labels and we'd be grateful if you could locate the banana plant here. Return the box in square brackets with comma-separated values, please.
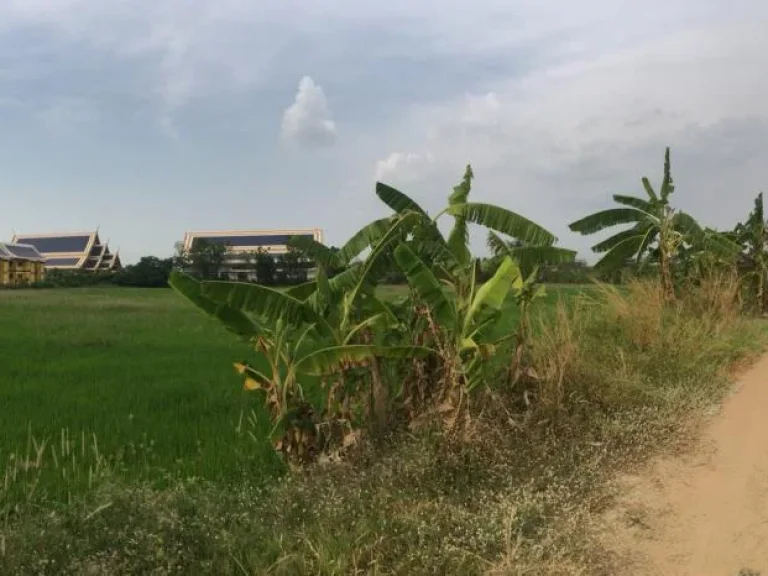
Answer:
[485, 232, 561, 384]
[374, 166, 574, 417]
[733, 192, 768, 313]
[486, 231, 576, 279]
[567, 147, 730, 300]
[673, 223, 740, 284]
[169, 270, 427, 463]
[394, 243, 522, 427]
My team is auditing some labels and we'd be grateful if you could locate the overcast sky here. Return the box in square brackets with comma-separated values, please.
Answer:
[0, 0, 766, 263]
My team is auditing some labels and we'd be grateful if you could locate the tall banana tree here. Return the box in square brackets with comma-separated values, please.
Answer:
[375, 165, 575, 424]
[733, 192, 768, 313]
[569, 147, 699, 300]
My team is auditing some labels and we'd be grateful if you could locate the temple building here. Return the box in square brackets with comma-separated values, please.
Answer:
[11, 230, 122, 272]
[0, 242, 46, 286]
[181, 228, 323, 281]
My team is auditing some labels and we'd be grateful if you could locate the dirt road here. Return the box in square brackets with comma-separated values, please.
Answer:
[604, 354, 768, 575]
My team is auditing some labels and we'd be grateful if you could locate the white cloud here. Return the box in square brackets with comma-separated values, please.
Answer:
[375, 151, 435, 183]
[281, 76, 337, 147]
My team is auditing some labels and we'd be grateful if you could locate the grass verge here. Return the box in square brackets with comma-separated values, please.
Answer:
[1, 277, 765, 574]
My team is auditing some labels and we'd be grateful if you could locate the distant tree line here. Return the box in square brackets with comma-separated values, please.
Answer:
[27, 235, 627, 291]
[30, 239, 317, 289]
[31, 252, 616, 290]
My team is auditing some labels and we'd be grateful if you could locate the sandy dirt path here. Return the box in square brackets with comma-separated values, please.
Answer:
[603, 353, 768, 575]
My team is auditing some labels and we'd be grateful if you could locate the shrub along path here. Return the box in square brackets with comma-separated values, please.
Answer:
[603, 352, 768, 574]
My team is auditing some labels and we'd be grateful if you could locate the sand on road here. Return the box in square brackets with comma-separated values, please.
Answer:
[603, 353, 768, 575]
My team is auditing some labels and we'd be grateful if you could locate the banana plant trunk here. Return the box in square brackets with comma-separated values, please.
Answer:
[660, 250, 675, 301]
[370, 357, 389, 433]
[361, 329, 389, 433]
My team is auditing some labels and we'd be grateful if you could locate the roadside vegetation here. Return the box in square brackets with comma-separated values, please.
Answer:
[1, 148, 767, 574]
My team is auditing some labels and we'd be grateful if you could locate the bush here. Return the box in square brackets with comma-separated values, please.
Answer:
[32, 269, 115, 289]
[113, 257, 174, 288]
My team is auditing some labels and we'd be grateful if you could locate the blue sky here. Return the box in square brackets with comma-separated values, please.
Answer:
[1, 0, 766, 264]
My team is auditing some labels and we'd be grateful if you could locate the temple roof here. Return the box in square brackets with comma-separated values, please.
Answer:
[0, 242, 46, 262]
[11, 230, 121, 270]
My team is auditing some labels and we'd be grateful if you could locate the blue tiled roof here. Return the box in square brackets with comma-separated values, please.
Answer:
[192, 234, 314, 248]
[45, 257, 82, 267]
[19, 235, 91, 253]
[5, 244, 44, 260]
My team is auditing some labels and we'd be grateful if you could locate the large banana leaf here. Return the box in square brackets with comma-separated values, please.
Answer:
[296, 344, 432, 375]
[635, 227, 659, 262]
[284, 281, 318, 300]
[327, 264, 364, 295]
[612, 194, 654, 213]
[337, 217, 395, 265]
[448, 203, 556, 246]
[671, 211, 703, 237]
[356, 287, 398, 324]
[376, 182, 429, 216]
[342, 312, 392, 345]
[287, 236, 342, 269]
[446, 166, 473, 266]
[202, 281, 315, 327]
[413, 218, 461, 273]
[590, 225, 648, 253]
[345, 211, 421, 309]
[594, 233, 647, 270]
[394, 243, 457, 328]
[569, 208, 645, 235]
[295, 266, 365, 322]
[642, 177, 659, 202]
[660, 147, 674, 200]
[311, 266, 332, 315]
[169, 271, 261, 338]
[695, 228, 742, 257]
[487, 231, 576, 275]
[755, 192, 764, 222]
[464, 256, 519, 334]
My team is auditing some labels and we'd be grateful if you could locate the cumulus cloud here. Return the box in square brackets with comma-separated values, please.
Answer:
[281, 76, 337, 147]
[375, 151, 435, 183]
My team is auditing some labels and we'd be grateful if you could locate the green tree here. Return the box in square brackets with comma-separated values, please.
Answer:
[252, 249, 277, 285]
[186, 239, 229, 280]
[276, 248, 309, 285]
[114, 256, 173, 288]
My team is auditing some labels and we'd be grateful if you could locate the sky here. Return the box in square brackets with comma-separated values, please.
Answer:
[0, 0, 766, 264]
